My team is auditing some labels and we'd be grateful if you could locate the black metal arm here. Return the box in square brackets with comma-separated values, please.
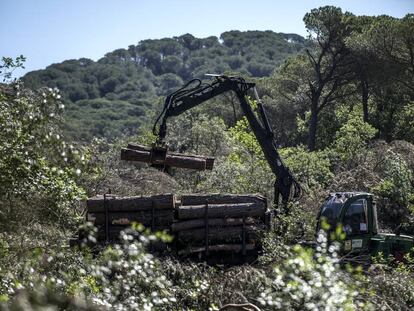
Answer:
[153, 75, 302, 210]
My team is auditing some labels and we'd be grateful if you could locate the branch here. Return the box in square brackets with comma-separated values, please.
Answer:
[306, 49, 317, 66]
[219, 303, 262, 311]
[393, 76, 414, 92]
[318, 81, 338, 113]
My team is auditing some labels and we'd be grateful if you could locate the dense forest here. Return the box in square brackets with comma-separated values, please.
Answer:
[22, 31, 307, 141]
[1, 6, 414, 310]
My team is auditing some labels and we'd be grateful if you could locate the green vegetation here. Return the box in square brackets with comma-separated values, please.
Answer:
[1, 6, 414, 311]
[22, 31, 307, 142]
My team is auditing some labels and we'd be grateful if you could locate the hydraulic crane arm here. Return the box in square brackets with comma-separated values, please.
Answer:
[153, 76, 254, 141]
[153, 75, 302, 210]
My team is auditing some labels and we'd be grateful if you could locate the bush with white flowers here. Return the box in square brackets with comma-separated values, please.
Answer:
[257, 232, 363, 310]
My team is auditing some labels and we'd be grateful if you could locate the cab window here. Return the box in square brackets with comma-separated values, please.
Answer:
[343, 199, 368, 236]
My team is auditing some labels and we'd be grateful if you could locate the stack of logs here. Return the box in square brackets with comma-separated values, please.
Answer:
[174, 194, 267, 255]
[86, 194, 175, 241]
[85, 193, 268, 256]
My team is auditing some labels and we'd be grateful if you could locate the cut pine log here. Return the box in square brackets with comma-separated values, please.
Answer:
[97, 225, 170, 240]
[177, 225, 260, 243]
[121, 146, 214, 171]
[127, 143, 215, 170]
[88, 210, 174, 226]
[126, 143, 152, 152]
[121, 148, 151, 163]
[87, 194, 175, 213]
[181, 193, 266, 206]
[121, 148, 207, 170]
[178, 243, 256, 255]
[171, 217, 256, 232]
[168, 154, 207, 170]
[177, 203, 265, 220]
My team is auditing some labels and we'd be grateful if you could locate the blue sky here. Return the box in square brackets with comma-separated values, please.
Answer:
[1, 0, 413, 77]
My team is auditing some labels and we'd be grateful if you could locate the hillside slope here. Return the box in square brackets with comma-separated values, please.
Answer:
[23, 31, 307, 141]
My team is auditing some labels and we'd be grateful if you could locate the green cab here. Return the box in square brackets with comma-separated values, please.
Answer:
[317, 192, 414, 259]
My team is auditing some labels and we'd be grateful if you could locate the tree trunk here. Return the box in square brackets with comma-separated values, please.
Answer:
[178, 243, 256, 255]
[88, 210, 174, 226]
[177, 225, 259, 243]
[307, 99, 319, 151]
[177, 203, 266, 220]
[87, 194, 176, 213]
[171, 217, 256, 232]
[181, 193, 266, 206]
[96, 226, 170, 240]
[361, 80, 369, 123]
[126, 143, 215, 170]
[121, 148, 214, 170]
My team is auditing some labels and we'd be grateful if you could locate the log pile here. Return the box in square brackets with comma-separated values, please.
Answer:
[121, 143, 215, 171]
[174, 193, 267, 256]
[85, 193, 269, 258]
[86, 194, 175, 241]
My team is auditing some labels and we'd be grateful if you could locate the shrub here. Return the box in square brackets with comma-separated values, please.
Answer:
[373, 150, 413, 228]
[0, 82, 85, 228]
[257, 242, 361, 310]
[332, 110, 377, 166]
[0, 226, 176, 310]
[280, 146, 334, 195]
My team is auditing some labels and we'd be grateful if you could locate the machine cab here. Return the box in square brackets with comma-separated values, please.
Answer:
[317, 192, 377, 253]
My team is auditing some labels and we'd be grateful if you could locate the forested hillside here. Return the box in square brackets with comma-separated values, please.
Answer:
[1, 6, 414, 311]
[22, 31, 307, 141]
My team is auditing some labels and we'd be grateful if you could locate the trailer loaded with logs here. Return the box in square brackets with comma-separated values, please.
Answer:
[86, 193, 176, 241]
[83, 193, 270, 260]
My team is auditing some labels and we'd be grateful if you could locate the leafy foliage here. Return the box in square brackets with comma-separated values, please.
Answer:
[0, 55, 26, 82]
[0, 81, 84, 229]
[281, 146, 334, 194]
[22, 31, 307, 141]
[373, 150, 413, 226]
[332, 110, 378, 165]
[258, 240, 361, 310]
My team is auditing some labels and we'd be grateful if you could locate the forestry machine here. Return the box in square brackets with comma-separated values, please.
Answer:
[151, 75, 414, 260]
[152, 75, 302, 213]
